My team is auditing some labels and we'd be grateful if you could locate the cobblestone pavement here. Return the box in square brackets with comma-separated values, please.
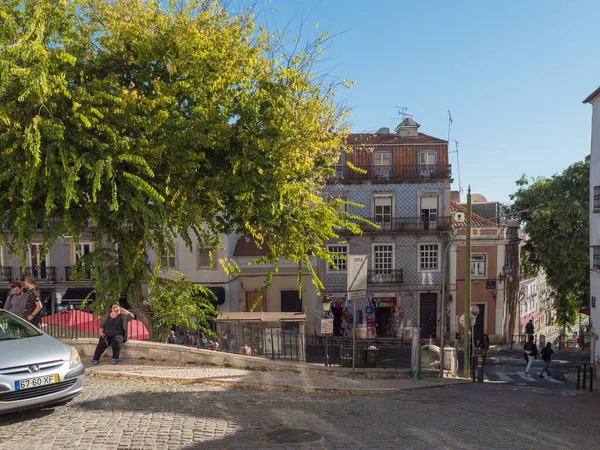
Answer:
[1, 377, 599, 450]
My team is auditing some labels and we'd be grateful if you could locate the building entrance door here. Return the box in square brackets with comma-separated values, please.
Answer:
[419, 293, 437, 339]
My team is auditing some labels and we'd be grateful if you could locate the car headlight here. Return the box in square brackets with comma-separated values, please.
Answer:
[69, 346, 82, 369]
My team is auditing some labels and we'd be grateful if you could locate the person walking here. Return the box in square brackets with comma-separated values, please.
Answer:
[4, 282, 27, 317]
[477, 334, 490, 365]
[92, 303, 134, 365]
[23, 276, 43, 327]
[525, 320, 535, 340]
[538, 342, 555, 378]
[523, 335, 538, 375]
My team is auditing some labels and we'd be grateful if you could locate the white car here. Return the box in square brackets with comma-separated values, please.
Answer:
[0, 310, 85, 414]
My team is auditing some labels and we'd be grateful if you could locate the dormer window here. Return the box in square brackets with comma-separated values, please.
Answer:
[455, 212, 464, 222]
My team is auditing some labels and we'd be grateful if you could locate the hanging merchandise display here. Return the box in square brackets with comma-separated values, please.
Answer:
[366, 297, 376, 339]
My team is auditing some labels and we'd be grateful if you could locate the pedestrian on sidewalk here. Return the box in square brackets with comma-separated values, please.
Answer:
[538, 342, 554, 378]
[525, 320, 534, 340]
[23, 276, 43, 327]
[523, 335, 538, 375]
[92, 303, 134, 365]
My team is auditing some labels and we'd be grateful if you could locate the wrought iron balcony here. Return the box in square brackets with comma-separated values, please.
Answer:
[65, 266, 93, 281]
[593, 246, 600, 270]
[22, 266, 56, 282]
[0, 267, 12, 282]
[328, 164, 451, 184]
[357, 216, 452, 232]
[368, 269, 403, 284]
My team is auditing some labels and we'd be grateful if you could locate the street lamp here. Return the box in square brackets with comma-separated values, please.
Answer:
[498, 264, 512, 282]
[320, 295, 332, 366]
[321, 295, 331, 314]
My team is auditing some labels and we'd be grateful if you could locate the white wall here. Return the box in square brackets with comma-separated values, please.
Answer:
[589, 95, 600, 374]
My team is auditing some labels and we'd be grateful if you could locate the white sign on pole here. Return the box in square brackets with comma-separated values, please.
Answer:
[320, 319, 334, 335]
[348, 290, 366, 301]
[347, 255, 368, 292]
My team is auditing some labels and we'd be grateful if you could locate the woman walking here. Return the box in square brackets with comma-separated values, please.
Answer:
[92, 303, 134, 365]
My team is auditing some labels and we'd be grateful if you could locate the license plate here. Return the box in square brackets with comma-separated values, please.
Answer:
[15, 374, 59, 391]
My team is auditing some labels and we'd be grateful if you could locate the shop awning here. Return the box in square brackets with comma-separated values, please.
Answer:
[196, 286, 226, 306]
[217, 312, 306, 322]
[62, 287, 95, 302]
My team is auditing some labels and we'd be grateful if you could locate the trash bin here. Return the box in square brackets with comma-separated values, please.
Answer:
[365, 346, 378, 368]
[340, 345, 365, 367]
[341, 345, 353, 367]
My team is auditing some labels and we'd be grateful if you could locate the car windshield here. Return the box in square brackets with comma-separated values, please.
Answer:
[0, 311, 43, 340]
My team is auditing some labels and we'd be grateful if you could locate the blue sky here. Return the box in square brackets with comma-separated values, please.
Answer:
[252, 0, 600, 204]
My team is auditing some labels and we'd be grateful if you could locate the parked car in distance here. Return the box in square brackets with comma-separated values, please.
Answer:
[0, 310, 85, 414]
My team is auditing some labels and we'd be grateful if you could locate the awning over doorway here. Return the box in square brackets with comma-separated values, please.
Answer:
[196, 286, 226, 306]
[217, 312, 306, 322]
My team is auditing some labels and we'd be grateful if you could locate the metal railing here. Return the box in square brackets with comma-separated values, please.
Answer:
[328, 164, 451, 183]
[43, 313, 413, 370]
[353, 216, 452, 232]
[0, 267, 12, 282]
[65, 266, 93, 281]
[22, 266, 56, 281]
[367, 269, 403, 284]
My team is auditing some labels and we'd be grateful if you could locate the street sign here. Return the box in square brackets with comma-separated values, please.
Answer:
[321, 319, 334, 335]
[348, 290, 366, 301]
[471, 305, 480, 316]
[459, 313, 477, 328]
[347, 255, 368, 293]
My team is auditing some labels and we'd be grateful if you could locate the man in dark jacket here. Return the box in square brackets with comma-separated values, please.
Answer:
[525, 320, 534, 339]
[538, 342, 554, 378]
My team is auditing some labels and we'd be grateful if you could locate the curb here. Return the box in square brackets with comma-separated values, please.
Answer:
[86, 369, 471, 395]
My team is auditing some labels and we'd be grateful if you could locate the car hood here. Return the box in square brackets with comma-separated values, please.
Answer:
[0, 334, 71, 369]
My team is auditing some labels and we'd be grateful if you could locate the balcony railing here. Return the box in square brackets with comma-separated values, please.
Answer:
[368, 269, 403, 284]
[328, 164, 451, 183]
[0, 267, 12, 282]
[357, 216, 452, 232]
[593, 246, 600, 270]
[22, 266, 56, 282]
[65, 266, 93, 281]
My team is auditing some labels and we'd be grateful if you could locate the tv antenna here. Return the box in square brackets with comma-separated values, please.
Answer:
[390, 106, 413, 121]
[451, 139, 462, 194]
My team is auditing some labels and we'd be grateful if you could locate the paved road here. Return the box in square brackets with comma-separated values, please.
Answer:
[1, 375, 598, 449]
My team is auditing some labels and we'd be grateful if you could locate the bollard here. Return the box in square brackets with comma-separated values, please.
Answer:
[591, 365, 594, 392]
[577, 365, 581, 390]
[472, 355, 476, 382]
[583, 363, 587, 390]
[477, 355, 484, 383]
[410, 327, 421, 379]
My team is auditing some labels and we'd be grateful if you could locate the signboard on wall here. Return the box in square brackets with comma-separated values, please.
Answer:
[320, 319, 334, 335]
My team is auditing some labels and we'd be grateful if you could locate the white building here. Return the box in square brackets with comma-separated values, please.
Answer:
[584, 86, 600, 380]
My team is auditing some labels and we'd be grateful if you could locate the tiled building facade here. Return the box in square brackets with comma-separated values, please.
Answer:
[321, 118, 452, 340]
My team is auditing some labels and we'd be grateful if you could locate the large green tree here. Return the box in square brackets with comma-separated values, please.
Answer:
[0, 0, 359, 335]
[507, 157, 589, 328]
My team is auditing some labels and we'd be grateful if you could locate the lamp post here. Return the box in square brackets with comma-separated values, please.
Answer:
[321, 296, 331, 366]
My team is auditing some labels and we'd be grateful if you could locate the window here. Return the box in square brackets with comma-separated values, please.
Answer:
[374, 151, 391, 179]
[161, 244, 176, 268]
[418, 151, 437, 177]
[197, 248, 215, 269]
[333, 153, 345, 178]
[328, 194, 348, 214]
[471, 254, 486, 277]
[327, 245, 348, 272]
[374, 195, 392, 227]
[593, 246, 600, 270]
[29, 244, 49, 279]
[419, 244, 439, 270]
[372, 244, 393, 274]
[74, 243, 92, 262]
[594, 186, 600, 210]
[420, 196, 438, 230]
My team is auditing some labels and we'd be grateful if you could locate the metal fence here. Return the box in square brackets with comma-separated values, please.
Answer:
[41, 311, 412, 369]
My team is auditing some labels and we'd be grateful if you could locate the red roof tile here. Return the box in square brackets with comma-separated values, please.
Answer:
[583, 86, 600, 104]
[450, 200, 496, 227]
[345, 132, 447, 146]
